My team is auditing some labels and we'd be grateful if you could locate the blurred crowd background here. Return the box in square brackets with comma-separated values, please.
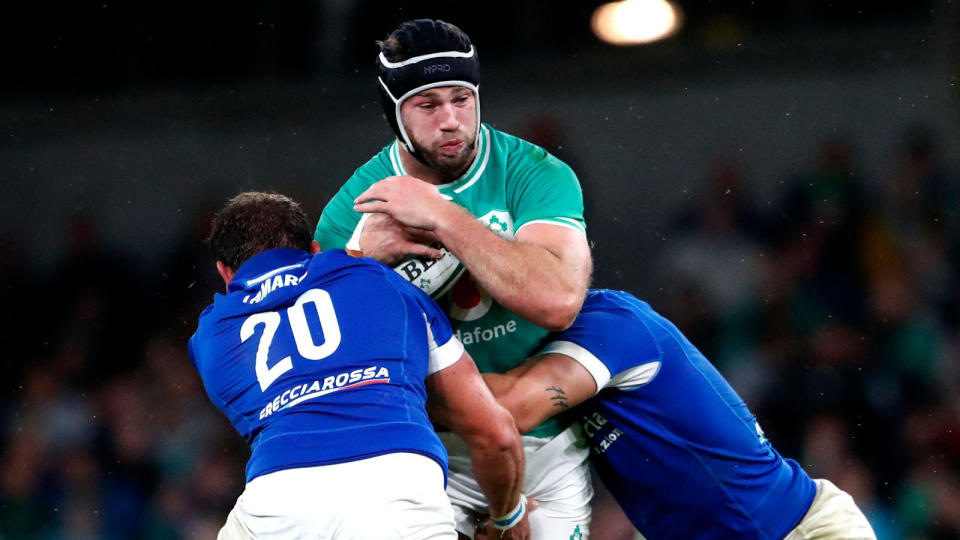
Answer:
[1, 1, 958, 539]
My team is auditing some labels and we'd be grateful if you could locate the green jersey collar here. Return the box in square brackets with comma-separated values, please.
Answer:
[388, 124, 491, 195]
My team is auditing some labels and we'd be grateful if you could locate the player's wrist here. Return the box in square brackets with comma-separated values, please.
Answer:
[431, 200, 472, 243]
[491, 494, 527, 531]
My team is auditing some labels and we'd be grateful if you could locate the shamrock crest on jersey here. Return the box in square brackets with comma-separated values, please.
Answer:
[479, 210, 513, 238]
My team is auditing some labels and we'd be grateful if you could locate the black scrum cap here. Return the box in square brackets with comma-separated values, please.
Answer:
[376, 19, 481, 158]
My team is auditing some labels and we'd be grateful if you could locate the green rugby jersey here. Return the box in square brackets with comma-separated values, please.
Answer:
[316, 124, 587, 438]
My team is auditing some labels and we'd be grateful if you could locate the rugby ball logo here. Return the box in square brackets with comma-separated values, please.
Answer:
[392, 246, 465, 299]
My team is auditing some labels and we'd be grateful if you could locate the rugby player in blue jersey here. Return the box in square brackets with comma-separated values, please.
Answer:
[189, 192, 531, 539]
[483, 289, 876, 539]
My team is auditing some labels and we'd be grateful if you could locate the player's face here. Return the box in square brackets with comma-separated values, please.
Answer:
[401, 86, 478, 176]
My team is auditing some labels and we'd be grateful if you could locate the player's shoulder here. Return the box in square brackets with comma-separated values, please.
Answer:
[573, 290, 662, 351]
[193, 295, 224, 333]
[190, 299, 230, 369]
[544, 290, 663, 385]
[581, 290, 659, 331]
[196, 301, 216, 323]
[318, 143, 396, 216]
[485, 125, 575, 181]
[347, 142, 400, 187]
[187, 325, 204, 364]
[583, 289, 651, 313]
[304, 249, 386, 283]
[486, 125, 548, 161]
[316, 145, 395, 245]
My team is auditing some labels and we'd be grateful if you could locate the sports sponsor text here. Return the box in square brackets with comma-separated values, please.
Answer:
[454, 320, 517, 345]
[258, 366, 390, 420]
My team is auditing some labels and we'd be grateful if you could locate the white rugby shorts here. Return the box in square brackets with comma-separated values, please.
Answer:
[441, 426, 593, 539]
[218, 452, 457, 540]
[784, 478, 877, 540]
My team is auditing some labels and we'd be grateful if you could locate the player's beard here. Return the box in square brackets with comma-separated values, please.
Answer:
[411, 133, 477, 180]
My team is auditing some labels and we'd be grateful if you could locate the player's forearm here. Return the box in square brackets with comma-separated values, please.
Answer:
[468, 406, 526, 517]
[433, 204, 586, 330]
[427, 355, 527, 519]
[483, 372, 554, 435]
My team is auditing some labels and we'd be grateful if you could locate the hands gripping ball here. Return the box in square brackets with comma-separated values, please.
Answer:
[393, 246, 465, 298]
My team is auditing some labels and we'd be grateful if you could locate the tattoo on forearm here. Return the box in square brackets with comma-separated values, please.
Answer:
[546, 386, 569, 411]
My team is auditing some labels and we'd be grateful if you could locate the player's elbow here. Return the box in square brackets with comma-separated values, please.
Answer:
[540, 310, 577, 332]
[538, 290, 583, 331]
[469, 406, 522, 455]
[489, 412, 523, 455]
[501, 280, 584, 331]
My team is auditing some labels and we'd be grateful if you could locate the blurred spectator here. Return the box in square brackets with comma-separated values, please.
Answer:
[773, 138, 872, 326]
[659, 156, 767, 361]
[0, 430, 52, 537]
[46, 213, 146, 389]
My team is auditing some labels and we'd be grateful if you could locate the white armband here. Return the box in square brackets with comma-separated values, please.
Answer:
[491, 495, 527, 531]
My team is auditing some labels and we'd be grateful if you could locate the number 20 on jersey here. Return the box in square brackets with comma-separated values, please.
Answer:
[239, 288, 342, 392]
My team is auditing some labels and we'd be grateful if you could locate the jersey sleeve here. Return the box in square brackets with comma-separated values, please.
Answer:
[187, 334, 201, 369]
[424, 313, 465, 375]
[506, 144, 586, 236]
[538, 291, 661, 393]
[415, 285, 464, 374]
[315, 186, 360, 250]
[187, 305, 215, 370]
[314, 153, 395, 250]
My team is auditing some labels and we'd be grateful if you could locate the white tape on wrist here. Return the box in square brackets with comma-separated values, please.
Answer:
[346, 213, 371, 253]
[491, 495, 527, 531]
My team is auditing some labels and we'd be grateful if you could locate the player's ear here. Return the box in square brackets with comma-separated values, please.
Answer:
[216, 261, 236, 287]
[310, 240, 322, 254]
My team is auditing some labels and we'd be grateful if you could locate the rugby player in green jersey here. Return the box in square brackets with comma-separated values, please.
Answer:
[314, 19, 593, 540]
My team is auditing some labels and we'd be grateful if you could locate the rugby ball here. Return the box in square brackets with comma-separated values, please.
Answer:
[393, 246, 465, 299]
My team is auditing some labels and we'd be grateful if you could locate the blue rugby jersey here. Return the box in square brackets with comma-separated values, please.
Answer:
[188, 248, 464, 483]
[541, 289, 816, 539]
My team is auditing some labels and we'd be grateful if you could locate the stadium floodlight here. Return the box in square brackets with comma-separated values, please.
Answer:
[591, 0, 683, 45]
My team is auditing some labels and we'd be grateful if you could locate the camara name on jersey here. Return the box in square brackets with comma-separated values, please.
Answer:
[243, 268, 304, 305]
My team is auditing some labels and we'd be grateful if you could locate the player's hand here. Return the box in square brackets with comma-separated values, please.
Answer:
[353, 175, 453, 231]
[358, 213, 442, 265]
[475, 516, 531, 540]
[474, 500, 536, 540]
[494, 514, 531, 540]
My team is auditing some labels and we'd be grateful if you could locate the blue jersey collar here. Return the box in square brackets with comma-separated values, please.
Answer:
[228, 248, 311, 293]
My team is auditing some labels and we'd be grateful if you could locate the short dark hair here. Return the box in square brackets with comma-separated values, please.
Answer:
[378, 19, 472, 63]
[208, 191, 312, 270]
